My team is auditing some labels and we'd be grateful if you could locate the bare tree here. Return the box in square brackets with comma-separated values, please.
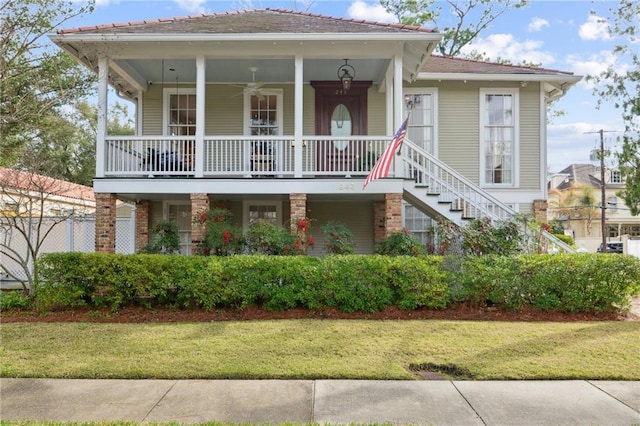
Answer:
[0, 168, 93, 294]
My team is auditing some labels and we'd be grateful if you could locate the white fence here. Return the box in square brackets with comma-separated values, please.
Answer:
[0, 215, 134, 289]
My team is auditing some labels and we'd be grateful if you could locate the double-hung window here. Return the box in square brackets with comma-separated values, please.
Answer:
[480, 89, 519, 186]
[404, 89, 438, 155]
[244, 90, 283, 173]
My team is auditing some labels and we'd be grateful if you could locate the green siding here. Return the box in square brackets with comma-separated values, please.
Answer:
[307, 201, 374, 255]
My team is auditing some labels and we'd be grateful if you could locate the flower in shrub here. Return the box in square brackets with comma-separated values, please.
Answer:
[297, 218, 309, 233]
[306, 235, 315, 248]
[195, 208, 245, 256]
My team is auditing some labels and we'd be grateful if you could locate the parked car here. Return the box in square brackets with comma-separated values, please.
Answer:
[596, 242, 624, 253]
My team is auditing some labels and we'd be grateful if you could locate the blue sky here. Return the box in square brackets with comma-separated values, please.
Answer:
[62, 0, 631, 173]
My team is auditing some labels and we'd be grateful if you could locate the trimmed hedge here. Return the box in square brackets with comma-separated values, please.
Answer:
[36, 252, 640, 314]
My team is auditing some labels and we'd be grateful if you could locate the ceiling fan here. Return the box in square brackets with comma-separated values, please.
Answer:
[230, 67, 266, 100]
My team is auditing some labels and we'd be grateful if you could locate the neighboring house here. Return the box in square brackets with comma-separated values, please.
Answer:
[0, 168, 135, 288]
[0, 167, 97, 217]
[50, 8, 581, 255]
[548, 163, 640, 252]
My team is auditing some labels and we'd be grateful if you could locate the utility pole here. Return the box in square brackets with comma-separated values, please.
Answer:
[584, 129, 617, 253]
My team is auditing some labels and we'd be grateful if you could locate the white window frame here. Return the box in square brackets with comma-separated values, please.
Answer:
[611, 170, 622, 184]
[403, 88, 438, 156]
[243, 89, 284, 174]
[243, 200, 283, 230]
[243, 89, 284, 136]
[479, 88, 519, 188]
[162, 87, 197, 136]
[163, 201, 192, 255]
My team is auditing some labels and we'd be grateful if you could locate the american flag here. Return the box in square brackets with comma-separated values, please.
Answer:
[362, 113, 410, 189]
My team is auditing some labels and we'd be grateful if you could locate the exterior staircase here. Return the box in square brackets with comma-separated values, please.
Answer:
[398, 139, 575, 253]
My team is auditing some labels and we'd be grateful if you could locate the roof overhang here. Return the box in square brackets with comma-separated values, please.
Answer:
[50, 31, 442, 99]
[417, 72, 583, 101]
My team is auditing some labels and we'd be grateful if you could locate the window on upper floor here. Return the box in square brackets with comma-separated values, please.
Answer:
[610, 170, 622, 184]
[607, 196, 618, 212]
[480, 89, 519, 187]
[164, 89, 196, 136]
[404, 89, 437, 155]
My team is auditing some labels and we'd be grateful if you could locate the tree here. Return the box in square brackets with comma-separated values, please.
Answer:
[587, 1, 640, 215]
[12, 101, 135, 186]
[0, 168, 93, 294]
[0, 0, 96, 166]
[380, 0, 528, 57]
[548, 184, 600, 236]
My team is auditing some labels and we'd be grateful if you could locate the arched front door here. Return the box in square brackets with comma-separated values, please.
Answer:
[311, 81, 371, 174]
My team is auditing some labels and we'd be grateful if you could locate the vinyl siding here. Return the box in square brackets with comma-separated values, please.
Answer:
[142, 84, 163, 135]
[367, 85, 386, 135]
[406, 80, 542, 189]
[307, 201, 374, 255]
[519, 83, 542, 190]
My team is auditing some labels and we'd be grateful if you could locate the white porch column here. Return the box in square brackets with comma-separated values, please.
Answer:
[96, 56, 109, 178]
[136, 89, 143, 135]
[393, 54, 404, 178]
[195, 55, 206, 178]
[294, 55, 304, 178]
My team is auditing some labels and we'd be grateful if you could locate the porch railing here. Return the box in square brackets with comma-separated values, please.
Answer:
[104, 135, 391, 178]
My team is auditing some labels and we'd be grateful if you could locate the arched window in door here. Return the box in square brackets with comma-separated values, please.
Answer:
[331, 104, 351, 151]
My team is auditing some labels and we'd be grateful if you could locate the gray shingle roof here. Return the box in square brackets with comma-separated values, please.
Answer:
[421, 55, 575, 76]
[553, 164, 602, 190]
[57, 8, 434, 35]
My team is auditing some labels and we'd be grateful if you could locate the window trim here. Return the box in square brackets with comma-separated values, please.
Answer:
[479, 88, 520, 188]
[403, 87, 438, 156]
[162, 87, 197, 137]
[242, 200, 283, 230]
[163, 200, 192, 255]
[243, 89, 284, 136]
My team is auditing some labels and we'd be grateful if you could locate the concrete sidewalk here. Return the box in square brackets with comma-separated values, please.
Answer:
[2, 379, 639, 425]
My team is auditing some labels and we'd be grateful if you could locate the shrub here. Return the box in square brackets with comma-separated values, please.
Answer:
[461, 218, 523, 256]
[552, 233, 575, 247]
[376, 229, 426, 256]
[35, 252, 640, 314]
[388, 256, 449, 310]
[245, 220, 302, 255]
[195, 208, 245, 256]
[322, 221, 354, 254]
[0, 290, 32, 310]
[140, 220, 181, 254]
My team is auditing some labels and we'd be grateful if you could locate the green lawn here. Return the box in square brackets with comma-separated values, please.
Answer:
[2, 320, 638, 380]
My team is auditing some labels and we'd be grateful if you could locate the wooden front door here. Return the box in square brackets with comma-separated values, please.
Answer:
[311, 81, 371, 174]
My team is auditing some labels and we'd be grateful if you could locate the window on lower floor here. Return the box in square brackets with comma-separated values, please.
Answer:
[403, 204, 435, 246]
[166, 202, 192, 255]
[244, 201, 282, 228]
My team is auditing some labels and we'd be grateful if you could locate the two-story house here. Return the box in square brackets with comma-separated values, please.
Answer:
[50, 8, 581, 255]
[548, 163, 640, 252]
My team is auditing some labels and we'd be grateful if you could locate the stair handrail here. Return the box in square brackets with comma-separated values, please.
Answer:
[400, 138, 515, 221]
[399, 138, 576, 253]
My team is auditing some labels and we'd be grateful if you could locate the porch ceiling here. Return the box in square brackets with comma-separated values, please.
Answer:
[124, 58, 389, 86]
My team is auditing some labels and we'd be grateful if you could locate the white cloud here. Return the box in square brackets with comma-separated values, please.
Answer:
[347, 0, 395, 23]
[578, 15, 611, 41]
[564, 50, 631, 88]
[460, 33, 555, 66]
[527, 17, 549, 32]
[174, 0, 206, 14]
